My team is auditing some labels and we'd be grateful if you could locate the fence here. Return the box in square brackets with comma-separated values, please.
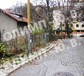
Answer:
[0, 31, 49, 56]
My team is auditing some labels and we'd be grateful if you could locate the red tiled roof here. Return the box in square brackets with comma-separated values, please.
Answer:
[0, 9, 27, 23]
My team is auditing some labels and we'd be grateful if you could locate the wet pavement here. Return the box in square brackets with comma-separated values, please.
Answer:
[8, 37, 84, 76]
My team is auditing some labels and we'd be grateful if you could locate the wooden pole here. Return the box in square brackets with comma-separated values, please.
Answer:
[27, 0, 31, 54]
[28, 0, 30, 26]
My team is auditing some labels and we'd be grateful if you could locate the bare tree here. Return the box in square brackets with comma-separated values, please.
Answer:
[11, 3, 34, 18]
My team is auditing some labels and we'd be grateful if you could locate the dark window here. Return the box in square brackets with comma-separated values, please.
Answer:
[77, 30, 80, 32]
[81, 30, 84, 32]
[62, 24, 64, 26]
[82, 24, 84, 27]
[76, 24, 79, 27]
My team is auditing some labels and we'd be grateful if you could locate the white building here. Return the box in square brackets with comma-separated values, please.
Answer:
[72, 21, 84, 36]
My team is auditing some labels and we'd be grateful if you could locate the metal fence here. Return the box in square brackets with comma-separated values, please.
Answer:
[1, 32, 49, 55]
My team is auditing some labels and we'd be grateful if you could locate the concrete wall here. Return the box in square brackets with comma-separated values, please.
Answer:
[0, 13, 17, 32]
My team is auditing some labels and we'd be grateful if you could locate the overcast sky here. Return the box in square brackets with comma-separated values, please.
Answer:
[0, 0, 26, 9]
[0, 0, 45, 9]
[0, 0, 65, 9]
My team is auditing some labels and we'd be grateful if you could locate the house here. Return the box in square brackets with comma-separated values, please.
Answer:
[0, 9, 27, 33]
[72, 21, 84, 36]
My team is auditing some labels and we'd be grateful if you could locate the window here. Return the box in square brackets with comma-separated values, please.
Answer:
[81, 30, 84, 32]
[76, 24, 79, 27]
[77, 30, 80, 32]
[82, 24, 84, 27]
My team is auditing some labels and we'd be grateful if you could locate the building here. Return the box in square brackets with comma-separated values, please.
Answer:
[0, 9, 27, 33]
[72, 21, 84, 36]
